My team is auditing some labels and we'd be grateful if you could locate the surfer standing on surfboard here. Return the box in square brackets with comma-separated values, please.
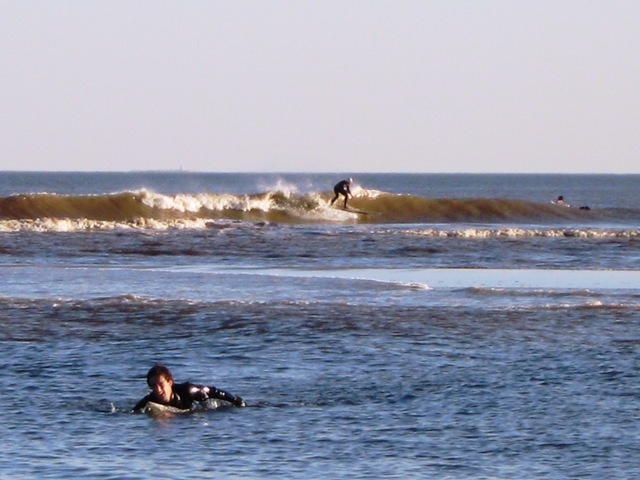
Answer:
[330, 178, 353, 209]
[132, 363, 246, 412]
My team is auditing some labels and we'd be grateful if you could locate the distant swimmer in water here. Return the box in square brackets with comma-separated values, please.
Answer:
[554, 195, 570, 207]
[132, 363, 246, 412]
[330, 178, 353, 209]
[553, 195, 590, 210]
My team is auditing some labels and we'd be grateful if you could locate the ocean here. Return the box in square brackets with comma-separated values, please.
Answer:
[1, 172, 639, 479]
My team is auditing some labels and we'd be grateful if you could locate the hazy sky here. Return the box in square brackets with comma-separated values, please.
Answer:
[1, 1, 639, 173]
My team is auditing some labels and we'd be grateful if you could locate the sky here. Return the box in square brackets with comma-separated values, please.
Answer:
[1, 1, 639, 173]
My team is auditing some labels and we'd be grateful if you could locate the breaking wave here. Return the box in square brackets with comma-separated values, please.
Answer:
[0, 187, 636, 232]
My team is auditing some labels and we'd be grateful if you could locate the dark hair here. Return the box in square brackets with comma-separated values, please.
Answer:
[146, 363, 173, 387]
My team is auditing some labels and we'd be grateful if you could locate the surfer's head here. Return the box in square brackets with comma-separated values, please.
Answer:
[147, 363, 174, 403]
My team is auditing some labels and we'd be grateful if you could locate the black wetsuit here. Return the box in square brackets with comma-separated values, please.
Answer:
[330, 180, 352, 209]
[133, 382, 245, 412]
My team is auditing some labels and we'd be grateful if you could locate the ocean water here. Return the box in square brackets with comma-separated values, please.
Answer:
[1, 172, 639, 479]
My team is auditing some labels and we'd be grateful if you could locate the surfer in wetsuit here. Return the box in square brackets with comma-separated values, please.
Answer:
[555, 195, 569, 206]
[554, 195, 590, 210]
[330, 178, 353, 209]
[132, 363, 246, 412]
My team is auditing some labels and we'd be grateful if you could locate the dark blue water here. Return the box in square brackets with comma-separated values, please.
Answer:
[1, 173, 639, 479]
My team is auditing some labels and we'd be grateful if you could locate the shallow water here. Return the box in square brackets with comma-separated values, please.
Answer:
[1, 173, 639, 479]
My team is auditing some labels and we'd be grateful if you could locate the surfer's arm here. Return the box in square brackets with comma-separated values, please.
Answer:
[132, 394, 153, 412]
[191, 384, 246, 407]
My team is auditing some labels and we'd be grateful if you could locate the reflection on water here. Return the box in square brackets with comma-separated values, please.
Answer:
[223, 266, 640, 290]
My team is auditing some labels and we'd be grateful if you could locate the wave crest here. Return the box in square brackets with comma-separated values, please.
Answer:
[0, 188, 632, 231]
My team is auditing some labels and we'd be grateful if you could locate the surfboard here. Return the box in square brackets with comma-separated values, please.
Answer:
[141, 399, 234, 416]
[142, 401, 191, 416]
[333, 206, 372, 215]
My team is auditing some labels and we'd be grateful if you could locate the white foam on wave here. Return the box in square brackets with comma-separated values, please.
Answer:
[139, 190, 276, 213]
[395, 227, 640, 239]
[256, 178, 299, 197]
[0, 217, 220, 232]
[310, 206, 360, 222]
[352, 187, 384, 199]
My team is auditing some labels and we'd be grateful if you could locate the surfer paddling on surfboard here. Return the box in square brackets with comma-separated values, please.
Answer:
[330, 177, 354, 209]
[554, 195, 570, 207]
[132, 363, 246, 412]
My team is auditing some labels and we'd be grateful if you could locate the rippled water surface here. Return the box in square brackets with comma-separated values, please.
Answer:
[1, 173, 639, 479]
